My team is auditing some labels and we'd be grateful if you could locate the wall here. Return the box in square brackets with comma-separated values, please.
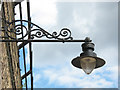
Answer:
[0, 1, 22, 89]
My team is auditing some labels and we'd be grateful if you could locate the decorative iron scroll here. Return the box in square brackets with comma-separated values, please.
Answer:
[1, 19, 73, 40]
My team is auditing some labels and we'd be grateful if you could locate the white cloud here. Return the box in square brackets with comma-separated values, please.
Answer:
[32, 44, 80, 68]
[72, 3, 97, 35]
[42, 66, 116, 88]
[30, 0, 57, 28]
[97, 46, 118, 67]
[33, 73, 41, 83]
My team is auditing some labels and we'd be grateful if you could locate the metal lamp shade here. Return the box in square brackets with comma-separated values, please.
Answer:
[71, 42, 106, 74]
[71, 56, 106, 69]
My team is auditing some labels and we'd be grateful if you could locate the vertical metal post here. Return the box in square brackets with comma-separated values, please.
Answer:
[27, 0, 33, 89]
[19, 3, 28, 89]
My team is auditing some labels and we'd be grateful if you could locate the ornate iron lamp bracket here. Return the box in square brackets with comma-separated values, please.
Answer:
[0, 19, 92, 42]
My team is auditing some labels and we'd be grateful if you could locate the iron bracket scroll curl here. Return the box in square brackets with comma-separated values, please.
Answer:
[0, 19, 92, 42]
[0, 19, 73, 40]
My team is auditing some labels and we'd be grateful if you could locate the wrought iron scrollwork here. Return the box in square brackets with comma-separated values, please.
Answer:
[1, 19, 73, 40]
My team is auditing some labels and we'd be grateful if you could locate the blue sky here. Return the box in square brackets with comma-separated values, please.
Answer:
[16, 0, 118, 88]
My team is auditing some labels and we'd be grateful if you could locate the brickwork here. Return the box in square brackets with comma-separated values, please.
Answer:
[0, 1, 22, 89]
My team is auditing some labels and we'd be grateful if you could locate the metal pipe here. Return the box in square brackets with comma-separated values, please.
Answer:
[21, 70, 32, 80]
[27, 0, 33, 89]
[19, 3, 28, 89]
[18, 42, 29, 49]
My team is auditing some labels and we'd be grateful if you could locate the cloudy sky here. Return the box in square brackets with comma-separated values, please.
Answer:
[16, 0, 118, 88]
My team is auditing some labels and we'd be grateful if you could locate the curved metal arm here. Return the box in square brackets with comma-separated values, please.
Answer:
[0, 19, 92, 42]
[1, 19, 73, 40]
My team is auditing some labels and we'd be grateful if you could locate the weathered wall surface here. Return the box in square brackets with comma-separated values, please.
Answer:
[0, 1, 22, 89]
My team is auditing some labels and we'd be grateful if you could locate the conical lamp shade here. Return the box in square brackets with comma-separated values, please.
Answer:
[80, 57, 96, 74]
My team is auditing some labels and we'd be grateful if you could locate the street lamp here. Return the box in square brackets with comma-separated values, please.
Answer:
[1, 18, 106, 75]
[71, 37, 106, 74]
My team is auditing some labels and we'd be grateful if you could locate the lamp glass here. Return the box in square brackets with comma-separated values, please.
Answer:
[80, 57, 96, 75]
